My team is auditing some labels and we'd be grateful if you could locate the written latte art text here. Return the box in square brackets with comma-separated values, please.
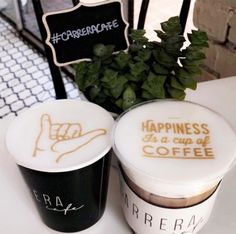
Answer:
[141, 120, 214, 159]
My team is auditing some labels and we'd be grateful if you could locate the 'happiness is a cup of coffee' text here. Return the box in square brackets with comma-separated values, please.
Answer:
[141, 120, 215, 160]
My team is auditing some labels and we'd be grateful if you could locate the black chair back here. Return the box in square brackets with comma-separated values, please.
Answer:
[137, 0, 191, 33]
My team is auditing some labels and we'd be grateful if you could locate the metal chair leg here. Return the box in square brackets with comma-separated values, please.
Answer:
[32, 0, 67, 99]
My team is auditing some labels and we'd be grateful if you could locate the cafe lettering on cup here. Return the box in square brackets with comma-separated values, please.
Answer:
[141, 120, 215, 159]
[123, 195, 204, 232]
[33, 190, 84, 215]
[42, 0, 129, 66]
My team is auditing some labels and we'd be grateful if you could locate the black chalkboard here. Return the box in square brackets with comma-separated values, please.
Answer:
[42, 0, 129, 66]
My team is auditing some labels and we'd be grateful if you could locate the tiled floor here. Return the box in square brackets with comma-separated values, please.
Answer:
[0, 17, 80, 118]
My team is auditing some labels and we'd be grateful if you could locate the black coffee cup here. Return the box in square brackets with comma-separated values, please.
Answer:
[6, 100, 114, 232]
[18, 152, 111, 232]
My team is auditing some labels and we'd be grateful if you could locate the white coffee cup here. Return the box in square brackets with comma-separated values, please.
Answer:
[113, 100, 236, 234]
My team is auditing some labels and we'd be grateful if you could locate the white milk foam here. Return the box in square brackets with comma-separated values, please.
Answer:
[113, 100, 236, 198]
[6, 100, 114, 172]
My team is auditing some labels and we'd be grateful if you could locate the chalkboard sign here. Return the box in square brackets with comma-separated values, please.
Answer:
[42, 0, 129, 66]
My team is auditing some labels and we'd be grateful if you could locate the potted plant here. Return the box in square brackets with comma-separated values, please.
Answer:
[74, 16, 208, 114]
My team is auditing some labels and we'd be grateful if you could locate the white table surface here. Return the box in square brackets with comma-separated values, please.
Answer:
[1, 76, 236, 234]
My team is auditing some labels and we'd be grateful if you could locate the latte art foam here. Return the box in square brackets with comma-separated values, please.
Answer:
[32, 113, 107, 163]
[6, 100, 114, 172]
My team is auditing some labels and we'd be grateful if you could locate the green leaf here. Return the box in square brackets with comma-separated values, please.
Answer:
[153, 49, 176, 68]
[122, 86, 136, 110]
[155, 30, 167, 41]
[166, 35, 185, 44]
[142, 72, 166, 98]
[114, 51, 130, 69]
[130, 29, 148, 43]
[129, 82, 140, 92]
[161, 35, 185, 56]
[75, 61, 87, 78]
[80, 61, 101, 90]
[129, 62, 149, 77]
[93, 44, 107, 57]
[178, 76, 197, 90]
[126, 73, 143, 82]
[170, 75, 185, 90]
[93, 44, 115, 59]
[103, 88, 111, 97]
[142, 90, 155, 99]
[177, 68, 194, 79]
[115, 98, 123, 109]
[152, 62, 169, 75]
[134, 49, 152, 62]
[129, 44, 143, 53]
[110, 75, 128, 99]
[89, 85, 101, 100]
[184, 65, 202, 75]
[74, 62, 87, 91]
[163, 44, 184, 57]
[181, 58, 203, 67]
[93, 92, 107, 105]
[83, 74, 99, 90]
[101, 69, 118, 88]
[167, 86, 186, 100]
[161, 16, 182, 34]
[133, 98, 144, 106]
[177, 69, 197, 90]
[87, 60, 101, 75]
[185, 51, 206, 61]
[187, 30, 209, 47]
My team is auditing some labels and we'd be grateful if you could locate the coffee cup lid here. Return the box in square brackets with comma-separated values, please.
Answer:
[113, 100, 236, 198]
[6, 100, 114, 172]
